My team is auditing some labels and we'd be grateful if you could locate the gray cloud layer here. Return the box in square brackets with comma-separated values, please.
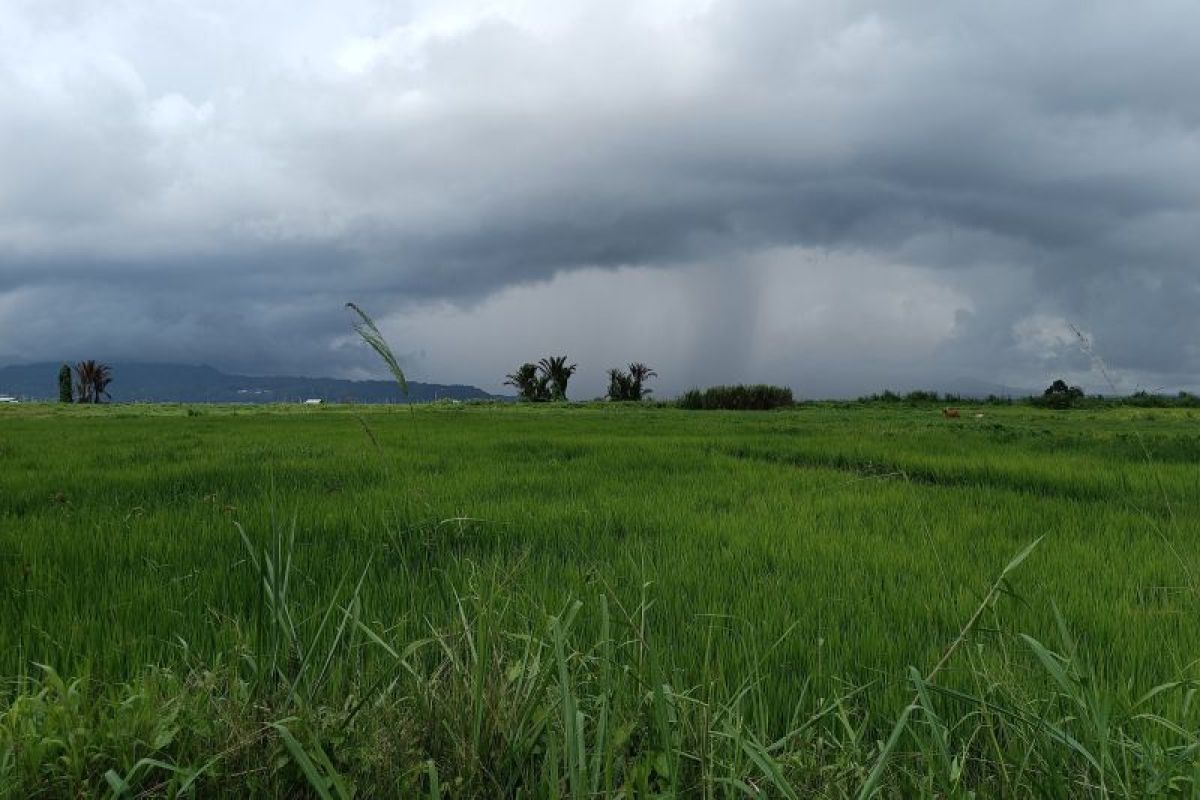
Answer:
[1, 1, 1198, 396]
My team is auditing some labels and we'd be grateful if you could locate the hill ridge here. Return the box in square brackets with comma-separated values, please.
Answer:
[0, 361, 504, 403]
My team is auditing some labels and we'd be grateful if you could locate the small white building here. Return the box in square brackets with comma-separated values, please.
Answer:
[302, 398, 323, 405]
[0, 395, 18, 404]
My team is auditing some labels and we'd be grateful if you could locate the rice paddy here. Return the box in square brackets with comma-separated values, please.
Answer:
[2, 400, 1198, 797]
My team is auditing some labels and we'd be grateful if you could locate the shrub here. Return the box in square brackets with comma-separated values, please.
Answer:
[860, 390, 941, 404]
[860, 390, 903, 403]
[1120, 391, 1200, 408]
[1123, 391, 1169, 408]
[676, 384, 793, 411]
[57, 364, 73, 403]
[1034, 379, 1085, 410]
[1176, 391, 1200, 408]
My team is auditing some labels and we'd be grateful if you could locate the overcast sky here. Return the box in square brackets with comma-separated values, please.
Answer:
[2, 1, 1198, 397]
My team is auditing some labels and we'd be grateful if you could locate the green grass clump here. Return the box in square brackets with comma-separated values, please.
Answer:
[1, 401, 1198, 796]
[676, 384, 794, 410]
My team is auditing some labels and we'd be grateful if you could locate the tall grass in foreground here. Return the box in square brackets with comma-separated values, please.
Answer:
[3, 523, 1199, 797]
[1, 438, 1194, 799]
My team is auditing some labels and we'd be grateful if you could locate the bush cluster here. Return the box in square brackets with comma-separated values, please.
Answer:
[1119, 390, 1200, 408]
[606, 363, 656, 402]
[676, 384, 793, 410]
[858, 390, 1021, 406]
[858, 384, 1200, 411]
[860, 389, 969, 404]
[1031, 379, 1086, 409]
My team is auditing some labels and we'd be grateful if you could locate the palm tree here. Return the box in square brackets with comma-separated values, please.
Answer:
[628, 363, 657, 399]
[73, 360, 112, 404]
[607, 368, 634, 401]
[74, 361, 95, 403]
[505, 363, 535, 400]
[505, 363, 550, 402]
[93, 362, 113, 402]
[607, 363, 656, 401]
[537, 355, 577, 401]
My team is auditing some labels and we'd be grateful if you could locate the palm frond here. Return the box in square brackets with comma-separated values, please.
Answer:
[629, 363, 656, 381]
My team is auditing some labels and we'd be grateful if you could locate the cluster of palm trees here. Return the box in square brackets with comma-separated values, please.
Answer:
[504, 356, 657, 402]
[69, 360, 113, 403]
[504, 356, 577, 402]
[606, 363, 657, 401]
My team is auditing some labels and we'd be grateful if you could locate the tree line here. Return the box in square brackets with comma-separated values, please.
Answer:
[861, 379, 1200, 410]
[501, 357, 801, 410]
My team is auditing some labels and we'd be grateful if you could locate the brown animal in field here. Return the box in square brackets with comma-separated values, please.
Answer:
[941, 407, 961, 418]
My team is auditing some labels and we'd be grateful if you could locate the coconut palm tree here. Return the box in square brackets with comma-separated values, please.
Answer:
[73, 360, 112, 404]
[505, 363, 551, 402]
[537, 355, 577, 401]
[504, 363, 535, 400]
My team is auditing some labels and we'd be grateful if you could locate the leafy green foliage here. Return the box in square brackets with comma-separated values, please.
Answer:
[606, 368, 633, 402]
[1120, 390, 1200, 408]
[676, 383, 793, 410]
[859, 389, 979, 405]
[504, 362, 551, 402]
[537, 355, 577, 401]
[57, 364, 72, 403]
[606, 363, 656, 401]
[505, 356, 576, 401]
[1035, 378, 1086, 409]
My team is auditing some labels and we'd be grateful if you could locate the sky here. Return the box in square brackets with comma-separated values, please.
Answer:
[1, 1, 1198, 398]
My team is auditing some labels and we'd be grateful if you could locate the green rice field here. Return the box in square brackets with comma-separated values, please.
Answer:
[2, 401, 1198, 797]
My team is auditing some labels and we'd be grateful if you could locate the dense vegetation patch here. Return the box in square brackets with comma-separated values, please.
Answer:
[676, 384, 794, 410]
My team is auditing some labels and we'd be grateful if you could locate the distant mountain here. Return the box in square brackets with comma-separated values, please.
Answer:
[0, 362, 507, 404]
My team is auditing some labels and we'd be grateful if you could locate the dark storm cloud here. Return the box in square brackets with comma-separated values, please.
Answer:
[1, 0, 1198, 395]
